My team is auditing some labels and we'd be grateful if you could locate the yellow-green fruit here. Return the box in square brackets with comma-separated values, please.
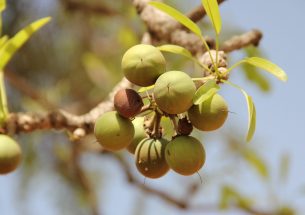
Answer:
[188, 94, 228, 131]
[127, 117, 147, 154]
[121, 44, 166, 87]
[135, 138, 169, 179]
[153, 71, 196, 114]
[0, 135, 22, 174]
[165, 136, 205, 176]
[94, 111, 134, 151]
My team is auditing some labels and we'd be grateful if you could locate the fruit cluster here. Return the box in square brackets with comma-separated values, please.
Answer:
[94, 44, 229, 178]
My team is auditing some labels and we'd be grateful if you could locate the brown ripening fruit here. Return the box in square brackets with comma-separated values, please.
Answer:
[177, 117, 193, 136]
[135, 138, 169, 179]
[153, 71, 196, 114]
[127, 117, 147, 154]
[188, 94, 228, 131]
[0, 135, 22, 175]
[165, 136, 205, 176]
[121, 44, 166, 86]
[94, 111, 134, 151]
[114, 89, 144, 118]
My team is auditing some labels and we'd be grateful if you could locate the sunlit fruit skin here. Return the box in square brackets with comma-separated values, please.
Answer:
[135, 138, 169, 179]
[0, 135, 22, 174]
[127, 117, 147, 154]
[153, 71, 196, 114]
[188, 94, 228, 131]
[94, 111, 134, 151]
[114, 88, 144, 118]
[121, 44, 166, 87]
[165, 136, 205, 176]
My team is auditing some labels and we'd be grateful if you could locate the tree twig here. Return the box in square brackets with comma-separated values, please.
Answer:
[220, 29, 263, 53]
[186, 0, 227, 23]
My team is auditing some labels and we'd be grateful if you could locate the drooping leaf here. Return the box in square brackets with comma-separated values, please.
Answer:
[243, 94, 256, 142]
[138, 85, 154, 93]
[158, 44, 207, 68]
[242, 62, 271, 92]
[0, 72, 8, 124]
[242, 46, 271, 92]
[0, 0, 5, 36]
[0, 0, 5, 12]
[158, 44, 193, 60]
[223, 81, 256, 142]
[149, 2, 202, 37]
[279, 153, 290, 182]
[277, 206, 295, 215]
[193, 79, 219, 104]
[241, 149, 269, 179]
[0, 17, 51, 69]
[219, 186, 253, 210]
[244, 57, 288, 82]
[201, 0, 222, 34]
[0, 35, 8, 48]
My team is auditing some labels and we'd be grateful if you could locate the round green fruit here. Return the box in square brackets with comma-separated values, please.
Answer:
[165, 136, 205, 176]
[0, 135, 22, 175]
[94, 111, 134, 151]
[127, 117, 147, 154]
[135, 138, 169, 179]
[188, 94, 228, 131]
[121, 44, 166, 87]
[153, 71, 196, 114]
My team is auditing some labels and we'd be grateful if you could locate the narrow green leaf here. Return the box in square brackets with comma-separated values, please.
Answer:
[242, 149, 269, 179]
[223, 81, 256, 142]
[242, 47, 271, 92]
[0, 0, 5, 36]
[0, 72, 8, 125]
[0, 17, 51, 69]
[279, 153, 290, 182]
[244, 57, 287, 82]
[201, 0, 222, 34]
[0, 35, 8, 48]
[219, 186, 253, 210]
[138, 85, 154, 93]
[0, 0, 5, 12]
[149, 2, 202, 37]
[244, 94, 256, 142]
[158, 44, 209, 69]
[193, 80, 219, 104]
[158, 44, 193, 60]
[242, 62, 271, 92]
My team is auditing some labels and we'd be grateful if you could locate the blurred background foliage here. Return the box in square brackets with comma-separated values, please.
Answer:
[0, 0, 300, 215]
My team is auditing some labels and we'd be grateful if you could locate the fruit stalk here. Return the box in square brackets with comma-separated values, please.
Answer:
[151, 111, 162, 139]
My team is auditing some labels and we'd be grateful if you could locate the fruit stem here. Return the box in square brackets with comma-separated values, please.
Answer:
[151, 111, 162, 139]
[192, 75, 216, 89]
[139, 104, 152, 114]
[169, 115, 178, 137]
[144, 113, 156, 137]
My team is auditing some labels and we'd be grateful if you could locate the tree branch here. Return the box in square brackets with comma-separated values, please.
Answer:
[1, 77, 131, 136]
[186, 0, 227, 23]
[61, 0, 119, 16]
[220, 29, 263, 53]
[104, 151, 280, 215]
